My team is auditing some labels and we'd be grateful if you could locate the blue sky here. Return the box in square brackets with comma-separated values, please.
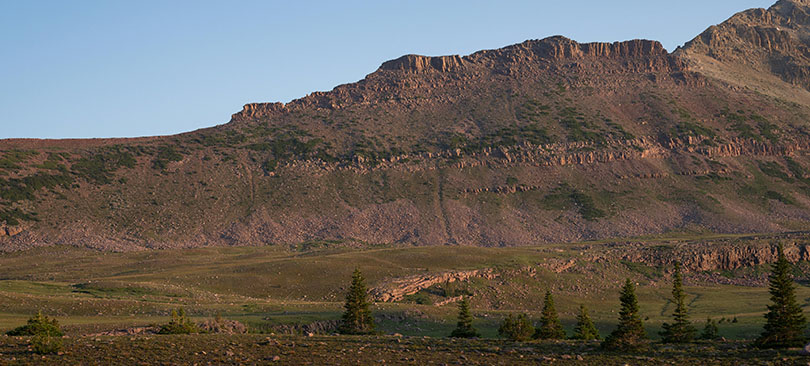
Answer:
[0, 0, 773, 139]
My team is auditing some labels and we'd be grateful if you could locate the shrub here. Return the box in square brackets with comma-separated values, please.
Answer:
[71, 147, 135, 184]
[498, 313, 534, 341]
[7, 311, 63, 337]
[404, 291, 433, 305]
[152, 146, 184, 170]
[700, 318, 719, 340]
[6, 312, 63, 355]
[158, 308, 199, 334]
[31, 333, 63, 354]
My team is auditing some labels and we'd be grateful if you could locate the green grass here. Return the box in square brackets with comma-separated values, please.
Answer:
[72, 147, 136, 184]
[0, 238, 805, 342]
[672, 121, 716, 139]
[0, 149, 38, 171]
[540, 184, 607, 221]
[758, 161, 791, 182]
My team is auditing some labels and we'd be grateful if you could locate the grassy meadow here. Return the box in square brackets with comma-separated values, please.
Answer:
[0, 238, 806, 342]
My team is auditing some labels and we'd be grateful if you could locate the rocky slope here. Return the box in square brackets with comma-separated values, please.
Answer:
[5, 1, 810, 250]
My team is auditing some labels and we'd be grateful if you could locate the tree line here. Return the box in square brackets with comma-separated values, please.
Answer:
[340, 244, 807, 350]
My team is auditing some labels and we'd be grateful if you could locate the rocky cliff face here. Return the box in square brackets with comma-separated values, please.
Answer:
[231, 37, 688, 123]
[614, 239, 810, 272]
[4, 1, 810, 251]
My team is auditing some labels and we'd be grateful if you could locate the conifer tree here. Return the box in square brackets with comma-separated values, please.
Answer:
[340, 268, 375, 335]
[756, 244, 807, 348]
[660, 262, 696, 343]
[450, 297, 480, 338]
[534, 291, 566, 339]
[700, 318, 719, 340]
[498, 313, 534, 341]
[572, 304, 600, 340]
[602, 279, 647, 351]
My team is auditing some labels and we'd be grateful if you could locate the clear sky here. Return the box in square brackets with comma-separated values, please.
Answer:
[0, 0, 774, 139]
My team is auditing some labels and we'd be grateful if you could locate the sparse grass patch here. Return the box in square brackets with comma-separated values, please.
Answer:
[0, 150, 38, 171]
[541, 184, 607, 221]
[758, 161, 791, 182]
[72, 147, 136, 184]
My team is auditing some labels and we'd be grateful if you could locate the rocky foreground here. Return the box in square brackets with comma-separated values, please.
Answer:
[0, 334, 806, 366]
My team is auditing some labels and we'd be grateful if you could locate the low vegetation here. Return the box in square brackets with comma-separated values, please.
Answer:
[6, 312, 63, 355]
[498, 313, 534, 341]
[157, 308, 199, 335]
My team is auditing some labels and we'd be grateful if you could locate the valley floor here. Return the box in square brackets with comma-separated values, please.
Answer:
[0, 233, 809, 364]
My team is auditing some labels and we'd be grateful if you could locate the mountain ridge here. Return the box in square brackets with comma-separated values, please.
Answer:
[231, 36, 686, 123]
[4, 1, 810, 251]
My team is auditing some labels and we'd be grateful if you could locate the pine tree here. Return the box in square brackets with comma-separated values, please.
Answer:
[602, 278, 648, 351]
[572, 304, 600, 340]
[660, 262, 696, 343]
[534, 291, 566, 339]
[498, 313, 534, 341]
[450, 297, 480, 338]
[756, 244, 807, 348]
[700, 318, 719, 340]
[340, 268, 375, 335]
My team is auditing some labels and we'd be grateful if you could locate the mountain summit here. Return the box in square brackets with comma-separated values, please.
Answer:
[677, 0, 810, 102]
[3, 1, 810, 251]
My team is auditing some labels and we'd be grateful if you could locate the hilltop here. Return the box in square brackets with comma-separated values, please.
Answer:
[4, 1, 810, 250]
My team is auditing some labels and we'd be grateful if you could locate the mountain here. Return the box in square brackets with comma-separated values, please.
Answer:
[4, 0, 810, 251]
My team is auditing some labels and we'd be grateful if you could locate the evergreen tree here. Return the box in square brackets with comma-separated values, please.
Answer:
[700, 318, 719, 340]
[498, 313, 534, 341]
[572, 304, 600, 340]
[602, 279, 648, 351]
[756, 244, 807, 348]
[534, 291, 566, 339]
[450, 297, 480, 338]
[340, 268, 375, 335]
[660, 262, 696, 343]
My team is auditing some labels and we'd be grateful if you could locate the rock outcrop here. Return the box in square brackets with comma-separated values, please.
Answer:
[616, 240, 810, 272]
[380, 55, 466, 73]
[371, 269, 498, 302]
